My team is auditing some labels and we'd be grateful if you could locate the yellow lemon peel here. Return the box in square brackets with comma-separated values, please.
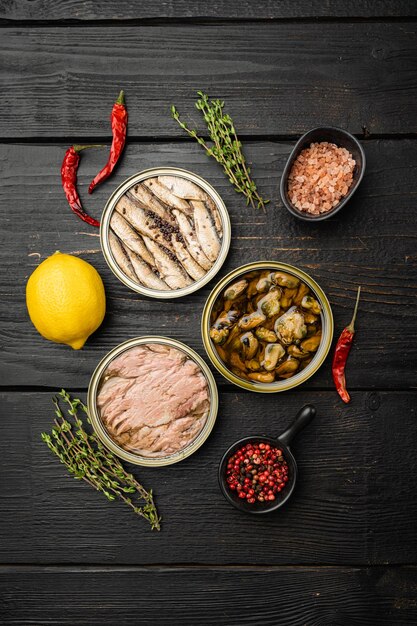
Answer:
[26, 252, 106, 350]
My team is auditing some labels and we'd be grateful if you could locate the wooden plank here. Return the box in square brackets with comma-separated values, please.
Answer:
[1, 565, 416, 625]
[1, 390, 416, 565]
[1, 140, 416, 389]
[1, 0, 416, 21]
[0, 23, 416, 138]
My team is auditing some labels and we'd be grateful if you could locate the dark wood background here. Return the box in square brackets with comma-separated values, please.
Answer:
[1, 2, 417, 624]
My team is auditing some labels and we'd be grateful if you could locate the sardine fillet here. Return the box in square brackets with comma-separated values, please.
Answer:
[110, 212, 155, 266]
[204, 195, 223, 236]
[108, 230, 138, 282]
[124, 247, 170, 291]
[128, 184, 177, 226]
[171, 234, 206, 281]
[157, 175, 207, 201]
[191, 200, 221, 263]
[115, 195, 175, 253]
[157, 175, 222, 236]
[172, 209, 212, 271]
[143, 178, 192, 215]
[142, 236, 193, 290]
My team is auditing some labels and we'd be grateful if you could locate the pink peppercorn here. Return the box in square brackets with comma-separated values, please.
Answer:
[225, 442, 289, 505]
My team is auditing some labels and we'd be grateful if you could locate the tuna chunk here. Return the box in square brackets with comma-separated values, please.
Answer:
[97, 344, 210, 458]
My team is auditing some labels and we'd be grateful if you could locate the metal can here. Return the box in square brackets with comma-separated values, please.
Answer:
[87, 336, 219, 467]
[201, 261, 334, 393]
[100, 167, 231, 299]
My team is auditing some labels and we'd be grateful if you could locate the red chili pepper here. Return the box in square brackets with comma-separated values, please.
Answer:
[61, 145, 101, 227]
[332, 286, 361, 403]
[88, 90, 128, 194]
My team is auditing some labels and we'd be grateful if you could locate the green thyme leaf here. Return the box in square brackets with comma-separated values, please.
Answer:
[171, 92, 268, 210]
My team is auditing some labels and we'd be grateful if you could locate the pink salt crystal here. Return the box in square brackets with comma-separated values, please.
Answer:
[287, 141, 355, 215]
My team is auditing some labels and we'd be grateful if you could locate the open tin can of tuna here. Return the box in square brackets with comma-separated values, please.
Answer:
[88, 336, 219, 467]
[100, 167, 231, 298]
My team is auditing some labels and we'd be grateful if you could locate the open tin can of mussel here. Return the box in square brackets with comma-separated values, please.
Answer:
[87, 336, 219, 467]
[100, 167, 231, 298]
[201, 262, 333, 393]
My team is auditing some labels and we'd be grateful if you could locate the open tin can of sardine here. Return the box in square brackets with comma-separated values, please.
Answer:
[201, 262, 333, 393]
[87, 336, 219, 467]
[100, 167, 231, 298]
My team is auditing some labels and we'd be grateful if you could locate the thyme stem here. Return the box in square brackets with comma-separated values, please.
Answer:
[42, 390, 161, 531]
[171, 92, 268, 210]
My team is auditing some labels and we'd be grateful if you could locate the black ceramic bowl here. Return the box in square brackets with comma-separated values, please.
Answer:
[218, 405, 316, 514]
[280, 126, 366, 222]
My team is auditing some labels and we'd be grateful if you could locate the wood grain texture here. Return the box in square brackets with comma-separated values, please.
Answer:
[0, 8, 416, 626]
[1, 0, 416, 21]
[1, 140, 416, 389]
[1, 565, 417, 625]
[1, 390, 416, 565]
[1, 23, 417, 138]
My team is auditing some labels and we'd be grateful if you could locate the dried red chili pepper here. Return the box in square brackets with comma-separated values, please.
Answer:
[61, 145, 101, 227]
[88, 90, 128, 194]
[332, 286, 361, 403]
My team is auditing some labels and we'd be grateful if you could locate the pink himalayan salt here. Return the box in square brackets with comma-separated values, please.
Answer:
[287, 141, 356, 215]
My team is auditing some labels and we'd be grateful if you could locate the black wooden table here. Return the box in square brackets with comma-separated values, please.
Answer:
[1, 2, 417, 624]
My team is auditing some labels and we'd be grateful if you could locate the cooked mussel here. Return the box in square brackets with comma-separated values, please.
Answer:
[224, 279, 248, 301]
[213, 309, 239, 329]
[255, 327, 277, 343]
[256, 272, 275, 293]
[293, 282, 310, 306]
[273, 272, 300, 289]
[274, 306, 307, 345]
[210, 327, 229, 345]
[300, 333, 322, 352]
[229, 351, 247, 371]
[240, 332, 259, 360]
[301, 295, 321, 315]
[247, 277, 260, 298]
[224, 325, 241, 348]
[258, 287, 281, 317]
[261, 343, 285, 371]
[280, 286, 298, 309]
[231, 366, 249, 379]
[238, 310, 266, 331]
[275, 357, 300, 378]
[248, 371, 275, 383]
[303, 312, 319, 324]
[245, 358, 261, 371]
[299, 356, 313, 370]
[287, 344, 311, 360]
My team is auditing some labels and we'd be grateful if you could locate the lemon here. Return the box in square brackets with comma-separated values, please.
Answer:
[26, 251, 106, 350]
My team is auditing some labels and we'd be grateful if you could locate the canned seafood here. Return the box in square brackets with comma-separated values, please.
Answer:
[88, 336, 219, 467]
[201, 262, 334, 393]
[100, 167, 231, 299]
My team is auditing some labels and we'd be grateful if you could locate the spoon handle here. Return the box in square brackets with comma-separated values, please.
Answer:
[278, 404, 316, 447]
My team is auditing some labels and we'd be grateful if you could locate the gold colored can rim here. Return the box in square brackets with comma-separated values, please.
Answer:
[87, 336, 219, 467]
[201, 261, 334, 393]
[100, 167, 231, 299]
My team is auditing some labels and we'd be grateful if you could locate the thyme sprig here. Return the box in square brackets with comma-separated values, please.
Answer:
[41, 390, 161, 531]
[171, 91, 268, 210]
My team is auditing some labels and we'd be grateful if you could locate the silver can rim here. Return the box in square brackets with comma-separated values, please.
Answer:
[100, 167, 231, 299]
[87, 336, 219, 467]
